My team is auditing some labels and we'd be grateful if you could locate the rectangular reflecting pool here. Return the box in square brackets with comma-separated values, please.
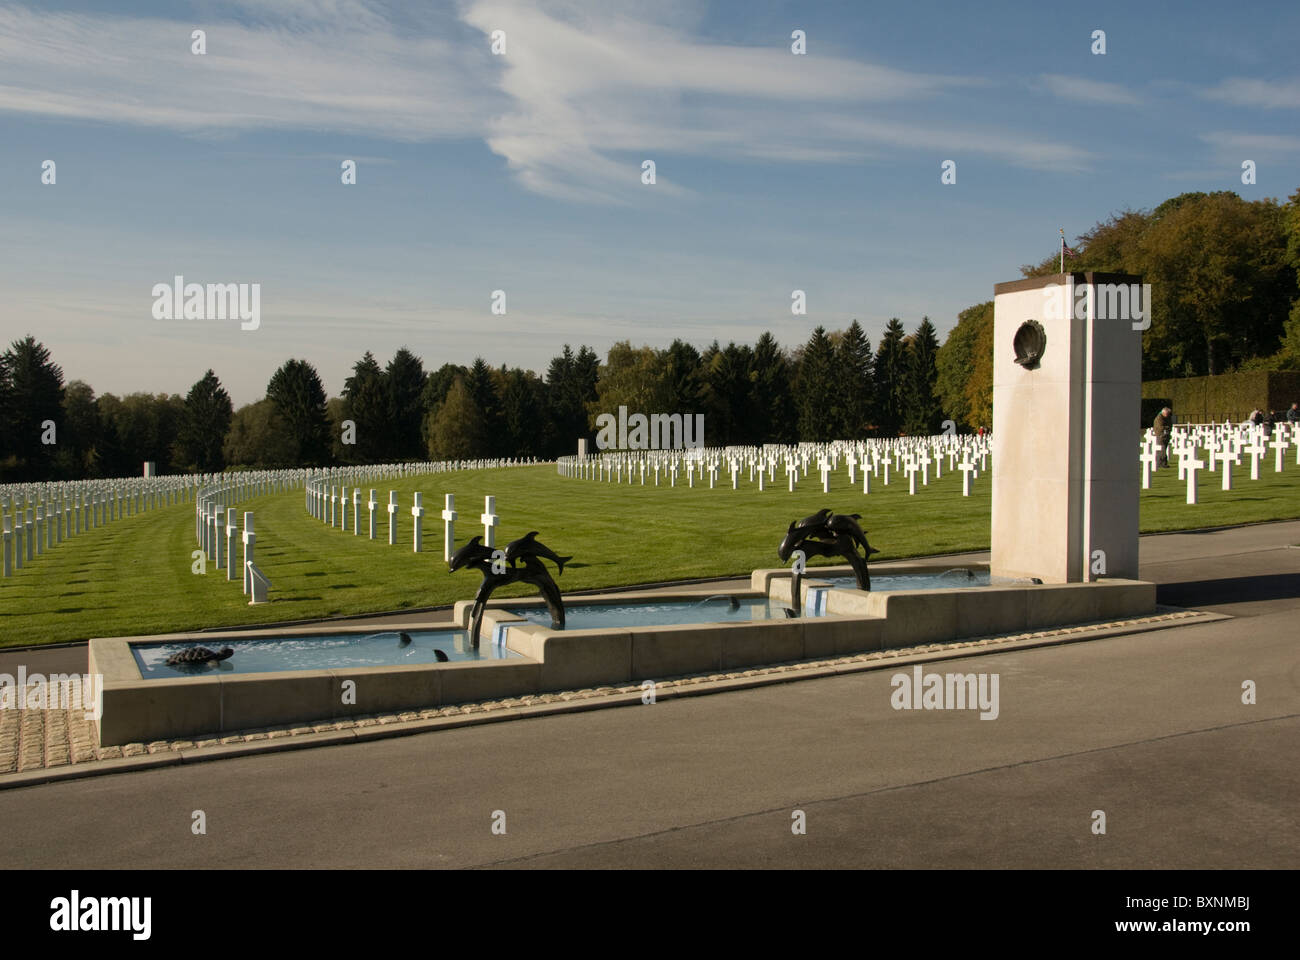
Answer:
[508, 597, 788, 629]
[91, 567, 1156, 747]
[132, 628, 516, 678]
[825, 568, 994, 591]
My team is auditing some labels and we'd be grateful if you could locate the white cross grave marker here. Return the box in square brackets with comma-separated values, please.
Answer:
[1216, 448, 1236, 490]
[1139, 444, 1157, 489]
[442, 494, 457, 561]
[226, 508, 237, 581]
[960, 458, 976, 497]
[241, 512, 256, 595]
[1270, 429, 1287, 473]
[411, 492, 424, 552]
[481, 496, 499, 547]
[1245, 436, 1264, 481]
[1185, 454, 1204, 504]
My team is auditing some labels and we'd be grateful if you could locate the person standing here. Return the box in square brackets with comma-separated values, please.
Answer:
[1287, 402, 1299, 425]
[1153, 406, 1172, 469]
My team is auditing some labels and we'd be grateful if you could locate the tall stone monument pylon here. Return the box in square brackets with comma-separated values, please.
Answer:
[991, 272, 1145, 583]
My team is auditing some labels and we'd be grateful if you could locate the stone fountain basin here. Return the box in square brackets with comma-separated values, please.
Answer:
[88, 567, 1154, 746]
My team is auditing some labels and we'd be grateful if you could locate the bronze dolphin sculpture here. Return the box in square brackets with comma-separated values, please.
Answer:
[778, 508, 879, 593]
[450, 533, 570, 648]
[504, 531, 572, 574]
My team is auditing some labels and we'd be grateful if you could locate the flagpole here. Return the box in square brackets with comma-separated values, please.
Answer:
[1060, 228, 1065, 273]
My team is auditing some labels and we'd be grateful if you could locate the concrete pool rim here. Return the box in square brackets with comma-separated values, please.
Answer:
[87, 563, 1158, 747]
[10, 604, 1218, 789]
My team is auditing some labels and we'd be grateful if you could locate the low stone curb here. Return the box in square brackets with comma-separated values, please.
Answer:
[0, 607, 1223, 789]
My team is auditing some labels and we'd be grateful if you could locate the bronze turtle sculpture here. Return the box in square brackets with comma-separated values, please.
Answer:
[165, 645, 235, 666]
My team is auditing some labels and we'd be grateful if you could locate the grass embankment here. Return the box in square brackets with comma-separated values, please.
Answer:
[3, 459, 1298, 647]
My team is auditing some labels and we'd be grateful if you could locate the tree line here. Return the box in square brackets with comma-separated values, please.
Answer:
[0, 320, 946, 480]
[935, 188, 1300, 429]
[9, 188, 1292, 478]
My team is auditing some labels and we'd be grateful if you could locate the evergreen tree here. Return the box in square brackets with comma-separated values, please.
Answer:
[498, 368, 551, 458]
[266, 359, 331, 466]
[660, 339, 705, 414]
[98, 392, 185, 474]
[0, 335, 64, 480]
[545, 345, 581, 453]
[384, 347, 427, 460]
[702, 341, 754, 445]
[902, 318, 943, 436]
[574, 345, 600, 398]
[796, 326, 837, 440]
[342, 351, 388, 462]
[178, 370, 233, 472]
[836, 320, 874, 437]
[92, 393, 127, 477]
[546, 345, 600, 455]
[463, 358, 502, 456]
[874, 318, 907, 436]
[751, 331, 795, 443]
[57, 380, 99, 479]
[0, 352, 9, 470]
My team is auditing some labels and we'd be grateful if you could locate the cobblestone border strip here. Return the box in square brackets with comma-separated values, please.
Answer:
[0, 607, 1224, 788]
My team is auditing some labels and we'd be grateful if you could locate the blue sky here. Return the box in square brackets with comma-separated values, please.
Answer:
[2, 0, 1298, 405]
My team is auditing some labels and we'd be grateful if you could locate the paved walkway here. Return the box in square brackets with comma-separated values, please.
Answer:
[1, 521, 1296, 867]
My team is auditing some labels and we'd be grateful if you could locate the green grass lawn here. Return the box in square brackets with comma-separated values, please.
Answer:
[3, 458, 1299, 647]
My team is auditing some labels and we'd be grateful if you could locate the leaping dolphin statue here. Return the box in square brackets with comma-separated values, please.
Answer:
[504, 531, 572, 574]
[778, 508, 879, 591]
[450, 532, 571, 648]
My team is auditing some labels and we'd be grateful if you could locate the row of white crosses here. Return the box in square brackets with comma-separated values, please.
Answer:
[305, 484, 502, 561]
[1142, 421, 1299, 504]
[198, 458, 531, 600]
[194, 470, 309, 603]
[1, 468, 299, 580]
[303, 457, 532, 558]
[557, 434, 993, 498]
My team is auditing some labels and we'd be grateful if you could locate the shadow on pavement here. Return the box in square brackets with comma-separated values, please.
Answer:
[1158, 572, 1300, 608]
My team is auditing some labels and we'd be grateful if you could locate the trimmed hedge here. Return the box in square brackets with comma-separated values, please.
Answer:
[1142, 371, 1300, 423]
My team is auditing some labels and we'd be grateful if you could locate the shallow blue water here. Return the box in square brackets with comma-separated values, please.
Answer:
[133, 575, 1000, 677]
[133, 628, 515, 679]
[508, 597, 787, 629]
[825, 569, 993, 591]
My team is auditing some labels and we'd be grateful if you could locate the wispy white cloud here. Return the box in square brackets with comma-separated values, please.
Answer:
[1037, 73, 1141, 106]
[1202, 77, 1300, 110]
[1199, 130, 1300, 156]
[462, 1, 1089, 198]
[0, 0, 1095, 203]
[0, 3, 499, 138]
